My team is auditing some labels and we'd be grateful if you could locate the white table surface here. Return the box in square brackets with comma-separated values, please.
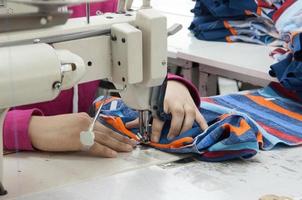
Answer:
[2, 147, 183, 199]
[8, 147, 302, 200]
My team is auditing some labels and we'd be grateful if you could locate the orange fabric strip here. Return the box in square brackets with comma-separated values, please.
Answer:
[256, 7, 262, 15]
[102, 116, 140, 141]
[102, 116, 194, 149]
[246, 95, 302, 121]
[149, 137, 194, 149]
[226, 36, 233, 43]
[222, 119, 251, 136]
[219, 113, 231, 121]
[256, 131, 264, 148]
[223, 21, 237, 35]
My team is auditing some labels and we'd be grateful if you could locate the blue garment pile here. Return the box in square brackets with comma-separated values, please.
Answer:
[189, 0, 287, 45]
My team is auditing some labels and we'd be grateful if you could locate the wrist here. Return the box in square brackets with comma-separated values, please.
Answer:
[167, 74, 201, 107]
[28, 116, 45, 151]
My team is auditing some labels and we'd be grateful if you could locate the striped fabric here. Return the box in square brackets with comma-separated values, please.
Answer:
[201, 82, 302, 151]
[93, 82, 302, 161]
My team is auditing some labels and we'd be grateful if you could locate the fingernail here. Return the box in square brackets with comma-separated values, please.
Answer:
[110, 151, 118, 157]
[130, 139, 139, 146]
[126, 144, 133, 151]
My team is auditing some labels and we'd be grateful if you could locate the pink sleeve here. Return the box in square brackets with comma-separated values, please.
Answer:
[3, 109, 43, 151]
[167, 73, 201, 107]
[69, 0, 118, 18]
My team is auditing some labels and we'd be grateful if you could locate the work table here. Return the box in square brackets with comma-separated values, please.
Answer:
[3, 146, 302, 200]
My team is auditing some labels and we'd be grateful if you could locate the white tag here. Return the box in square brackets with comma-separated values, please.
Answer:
[110, 100, 118, 110]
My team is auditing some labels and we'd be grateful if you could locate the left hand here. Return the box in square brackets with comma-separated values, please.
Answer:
[29, 113, 136, 157]
[126, 80, 208, 143]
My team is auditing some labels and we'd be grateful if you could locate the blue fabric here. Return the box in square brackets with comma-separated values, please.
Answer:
[229, 0, 257, 12]
[95, 83, 302, 162]
[291, 33, 302, 61]
[197, 0, 249, 19]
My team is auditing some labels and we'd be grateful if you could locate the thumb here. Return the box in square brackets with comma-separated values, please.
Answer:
[195, 108, 208, 131]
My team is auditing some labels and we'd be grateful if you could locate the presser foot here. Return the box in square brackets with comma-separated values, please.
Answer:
[136, 132, 150, 144]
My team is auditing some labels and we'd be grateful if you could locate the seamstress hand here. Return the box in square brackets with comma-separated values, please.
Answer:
[29, 113, 136, 157]
[126, 80, 208, 143]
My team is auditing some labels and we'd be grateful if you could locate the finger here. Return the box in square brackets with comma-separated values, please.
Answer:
[151, 117, 165, 143]
[88, 142, 117, 158]
[94, 122, 137, 146]
[107, 130, 138, 147]
[167, 104, 185, 139]
[180, 104, 196, 134]
[125, 118, 139, 129]
[195, 108, 208, 130]
[94, 131, 133, 152]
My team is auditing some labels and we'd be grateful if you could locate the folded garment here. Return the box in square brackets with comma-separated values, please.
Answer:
[191, 0, 288, 23]
[196, 0, 249, 19]
[270, 32, 302, 95]
[189, 17, 280, 44]
[93, 83, 302, 162]
[270, 54, 302, 93]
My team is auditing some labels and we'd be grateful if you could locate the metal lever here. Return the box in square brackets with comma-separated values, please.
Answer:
[138, 110, 152, 143]
[86, 2, 90, 24]
[117, 0, 126, 13]
[126, 0, 133, 11]
[167, 23, 183, 36]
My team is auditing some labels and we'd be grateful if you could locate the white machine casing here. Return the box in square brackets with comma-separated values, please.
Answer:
[111, 23, 143, 85]
[0, 44, 62, 107]
[0, 7, 167, 194]
[135, 9, 167, 87]
[116, 9, 167, 110]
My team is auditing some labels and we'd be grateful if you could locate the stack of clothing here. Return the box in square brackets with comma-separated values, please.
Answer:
[93, 82, 302, 161]
[269, 31, 302, 97]
[268, 0, 302, 97]
[189, 0, 301, 46]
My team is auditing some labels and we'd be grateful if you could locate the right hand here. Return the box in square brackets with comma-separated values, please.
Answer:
[126, 80, 208, 143]
[28, 112, 137, 158]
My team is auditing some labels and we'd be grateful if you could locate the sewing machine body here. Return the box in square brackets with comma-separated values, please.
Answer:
[0, 0, 167, 194]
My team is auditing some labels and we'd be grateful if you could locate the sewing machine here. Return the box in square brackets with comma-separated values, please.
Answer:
[0, 0, 167, 195]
